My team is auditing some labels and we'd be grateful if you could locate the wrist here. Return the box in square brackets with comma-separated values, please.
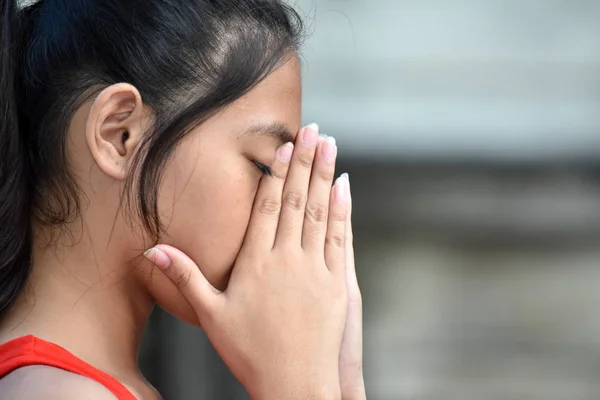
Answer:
[251, 378, 341, 400]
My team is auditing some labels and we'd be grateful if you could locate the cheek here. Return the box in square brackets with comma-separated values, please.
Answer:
[158, 148, 257, 290]
[144, 146, 257, 326]
[165, 181, 254, 290]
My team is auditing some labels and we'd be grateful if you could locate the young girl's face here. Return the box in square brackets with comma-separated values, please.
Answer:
[138, 56, 302, 323]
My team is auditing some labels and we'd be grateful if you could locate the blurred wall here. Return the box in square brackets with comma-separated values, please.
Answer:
[296, 0, 600, 162]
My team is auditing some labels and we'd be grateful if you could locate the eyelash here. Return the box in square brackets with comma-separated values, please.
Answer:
[253, 161, 272, 176]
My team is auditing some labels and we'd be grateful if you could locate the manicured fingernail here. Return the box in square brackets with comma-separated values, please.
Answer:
[321, 136, 337, 163]
[335, 176, 347, 203]
[302, 123, 319, 147]
[143, 247, 171, 269]
[276, 142, 294, 163]
[341, 172, 351, 203]
[318, 134, 335, 144]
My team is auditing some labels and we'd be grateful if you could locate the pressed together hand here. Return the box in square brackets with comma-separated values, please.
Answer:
[144, 124, 364, 400]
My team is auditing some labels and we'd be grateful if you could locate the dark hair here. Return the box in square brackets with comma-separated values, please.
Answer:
[0, 0, 303, 317]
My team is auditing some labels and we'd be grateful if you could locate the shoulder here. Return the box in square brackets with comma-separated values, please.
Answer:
[0, 365, 117, 399]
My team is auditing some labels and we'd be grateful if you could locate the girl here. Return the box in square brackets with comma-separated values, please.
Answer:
[0, 0, 365, 399]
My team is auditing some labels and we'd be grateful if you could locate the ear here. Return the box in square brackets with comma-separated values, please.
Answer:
[86, 83, 147, 181]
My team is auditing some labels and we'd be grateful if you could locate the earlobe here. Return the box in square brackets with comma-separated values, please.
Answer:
[86, 83, 146, 181]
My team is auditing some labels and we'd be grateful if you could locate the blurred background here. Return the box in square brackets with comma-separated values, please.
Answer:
[140, 0, 600, 398]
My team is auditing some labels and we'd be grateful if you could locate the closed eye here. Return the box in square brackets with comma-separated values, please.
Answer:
[253, 161, 272, 176]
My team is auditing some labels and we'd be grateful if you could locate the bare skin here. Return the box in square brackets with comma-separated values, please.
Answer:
[0, 54, 365, 399]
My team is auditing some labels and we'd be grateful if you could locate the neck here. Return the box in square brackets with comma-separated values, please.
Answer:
[0, 228, 154, 380]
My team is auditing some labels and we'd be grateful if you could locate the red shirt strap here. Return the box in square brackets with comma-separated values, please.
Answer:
[0, 335, 137, 399]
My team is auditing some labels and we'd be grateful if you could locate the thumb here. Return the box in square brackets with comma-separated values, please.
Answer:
[144, 244, 223, 318]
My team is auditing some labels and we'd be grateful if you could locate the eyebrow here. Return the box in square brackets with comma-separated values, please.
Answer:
[241, 122, 295, 145]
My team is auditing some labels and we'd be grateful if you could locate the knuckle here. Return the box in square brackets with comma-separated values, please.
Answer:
[330, 208, 347, 223]
[317, 167, 335, 182]
[296, 151, 314, 168]
[257, 196, 281, 215]
[326, 232, 346, 248]
[305, 203, 328, 224]
[283, 190, 306, 211]
[272, 170, 287, 181]
[271, 165, 289, 181]
[174, 270, 192, 289]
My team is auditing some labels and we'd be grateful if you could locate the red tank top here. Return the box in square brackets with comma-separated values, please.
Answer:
[0, 335, 137, 399]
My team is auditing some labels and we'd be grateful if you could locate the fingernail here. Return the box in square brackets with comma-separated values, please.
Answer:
[143, 247, 171, 270]
[335, 176, 347, 203]
[302, 123, 319, 147]
[276, 142, 294, 163]
[341, 172, 352, 203]
[321, 136, 337, 163]
[318, 134, 336, 144]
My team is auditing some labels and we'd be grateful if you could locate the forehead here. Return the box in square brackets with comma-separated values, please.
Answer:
[227, 54, 302, 141]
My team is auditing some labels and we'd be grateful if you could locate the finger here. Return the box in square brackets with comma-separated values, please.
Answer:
[144, 245, 223, 319]
[275, 123, 320, 247]
[324, 174, 349, 275]
[339, 175, 365, 397]
[344, 173, 362, 335]
[243, 142, 293, 251]
[302, 136, 337, 252]
[344, 173, 360, 299]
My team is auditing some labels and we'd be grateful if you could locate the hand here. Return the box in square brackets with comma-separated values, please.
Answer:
[144, 124, 348, 400]
[338, 178, 366, 400]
